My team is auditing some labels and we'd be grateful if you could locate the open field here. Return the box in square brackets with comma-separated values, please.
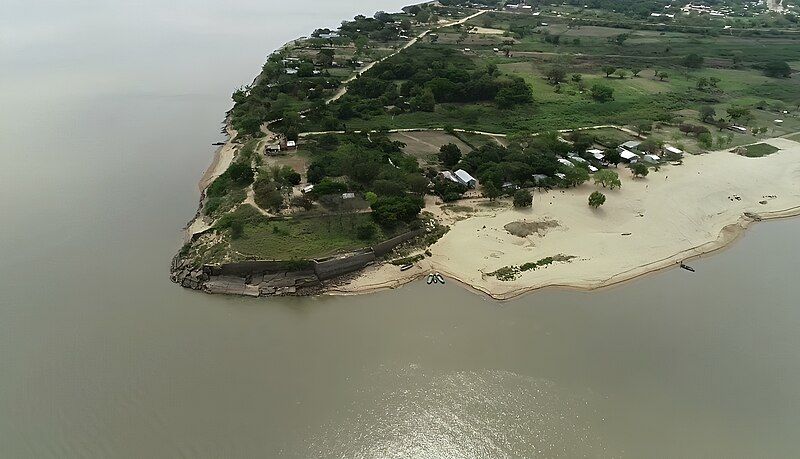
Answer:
[389, 131, 471, 165]
[744, 143, 780, 157]
[229, 211, 394, 260]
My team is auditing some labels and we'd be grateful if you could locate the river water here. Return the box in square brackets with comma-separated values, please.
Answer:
[2, 1, 800, 457]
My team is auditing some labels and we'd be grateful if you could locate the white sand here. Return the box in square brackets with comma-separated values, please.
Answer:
[198, 126, 239, 191]
[332, 137, 800, 299]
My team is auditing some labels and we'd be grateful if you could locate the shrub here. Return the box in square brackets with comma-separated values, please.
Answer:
[590, 84, 614, 102]
[588, 191, 606, 208]
[230, 220, 244, 239]
[631, 162, 649, 178]
[356, 223, 377, 240]
[513, 189, 533, 208]
[371, 195, 423, 227]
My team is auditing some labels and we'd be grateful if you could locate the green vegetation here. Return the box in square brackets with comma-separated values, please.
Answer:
[185, 1, 800, 270]
[631, 162, 650, 178]
[743, 143, 780, 157]
[589, 191, 606, 209]
[488, 254, 576, 281]
[217, 205, 401, 260]
[513, 189, 533, 208]
[593, 170, 621, 189]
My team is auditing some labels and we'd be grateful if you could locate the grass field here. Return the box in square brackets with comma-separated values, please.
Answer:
[229, 211, 396, 260]
[743, 143, 780, 157]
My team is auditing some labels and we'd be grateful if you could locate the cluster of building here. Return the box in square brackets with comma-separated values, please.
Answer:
[617, 140, 683, 164]
[679, 3, 734, 17]
[440, 169, 478, 188]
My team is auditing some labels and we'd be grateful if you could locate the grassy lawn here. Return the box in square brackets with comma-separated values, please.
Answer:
[229, 211, 397, 260]
[744, 143, 780, 157]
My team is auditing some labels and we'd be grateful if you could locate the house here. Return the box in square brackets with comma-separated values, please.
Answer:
[557, 158, 575, 168]
[265, 144, 282, 154]
[441, 171, 459, 184]
[286, 140, 297, 149]
[502, 182, 519, 191]
[664, 145, 683, 156]
[619, 149, 639, 162]
[302, 184, 315, 194]
[555, 172, 567, 180]
[454, 169, 477, 188]
[569, 156, 587, 164]
[588, 148, 605, 160]
[342, 192, 356, 200]
[588, 165, 599, 173]
[642, 154, 660, 163]
[620, 140, 642, 151]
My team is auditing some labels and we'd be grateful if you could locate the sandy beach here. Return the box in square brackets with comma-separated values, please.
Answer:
[332, 137, 800, 299]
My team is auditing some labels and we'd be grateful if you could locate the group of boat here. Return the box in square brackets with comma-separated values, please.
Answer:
[427, 272, 445, 285]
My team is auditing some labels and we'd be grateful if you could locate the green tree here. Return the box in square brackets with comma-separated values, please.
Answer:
[496, 78, 533, 108]
[364, 191, 378, 204]
[482, 181, 501, 201]
[631, 162, 649, 178]
[604, 149, 622, 167]
[593, 169, 621, 189]
[590, 83, 614, 102]
[438, 143, 462, 168]
[588, 191, 606, 209]
[726, 106, 751, 121]
[683, 53, 704, 69]
[602, 65, 616, 77]
[697, 132, 713, 148]
[699, 105, 716, 122]
[764, 60, 791, 78]
[562, 166, 590, 187]
[410, 89, 435, 112]
[513, 189, 533, 208]
[545, 65, 567, 84]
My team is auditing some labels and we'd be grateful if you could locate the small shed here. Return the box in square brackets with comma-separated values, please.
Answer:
[441, 171, 459, 184]
[620, 149, 639, 162]
[620, 140, 642, 151]
[588, 149, 605, 160]
[454, 169, 477, 188]
[664, 145, 683, 156]
[302, 184, 315, 194]
[342, 192, 355, 200]
[285, 140, 297, 149]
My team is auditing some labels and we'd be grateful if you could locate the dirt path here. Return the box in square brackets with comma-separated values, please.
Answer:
[299, 124, 640, 139]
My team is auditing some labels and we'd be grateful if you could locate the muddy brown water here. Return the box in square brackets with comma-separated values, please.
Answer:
[2, 1, 800, 457]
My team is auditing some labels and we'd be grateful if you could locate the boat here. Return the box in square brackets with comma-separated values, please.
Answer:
[679, 263, 695, 272]
[435, 273, 445, 284]
[400, 263, 414, 271]
[211, 141, 226, 146]
[427, 274, 435, 284]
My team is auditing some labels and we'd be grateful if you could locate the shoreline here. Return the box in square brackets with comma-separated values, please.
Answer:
[327, 204, 800, 301]
[328, 138, 800, 300]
